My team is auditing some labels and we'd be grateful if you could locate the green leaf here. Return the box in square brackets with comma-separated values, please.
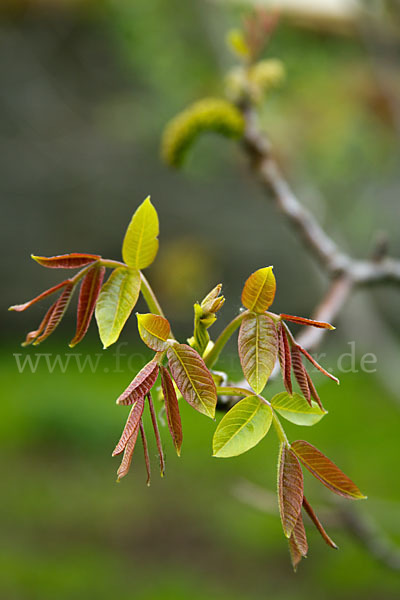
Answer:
[241, 266, 276, 313]
[238, 313, 278, 394]
[95, 267, 141, 348]
[137, 313, 171, 351]
[122, 196, 159, 269]
[167, 343, 217, 418]
[271, 392, 326, 426]
[213, 395, 272, 458]
[291, 440, 366, 500]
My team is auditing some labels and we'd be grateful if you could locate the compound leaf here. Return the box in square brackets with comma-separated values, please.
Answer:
[241, 266, 276, 313]
[271, 392, 326, 426]
[95, 267, 141, 348]
[167, 343, 217, 418]
[122, 196, 159, 270]
[238, 312, 278, 393]
[213, 395, 272, 458]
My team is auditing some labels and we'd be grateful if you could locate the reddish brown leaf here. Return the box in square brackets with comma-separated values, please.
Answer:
[291, 345, 311, 405]
[160, 366, 183, 456]
[139, 420, 151, 486]
[117, 425, 140, 481]
[32, 253, 101, 269]
[167, 343, 217, 418]
[21, 303, 57, 346]
[280, 314, 335, 330]
[69, 265, 105, 347]
[116, 360, 159, 406]
[278, 323, 292, 394]
[291, 440, 366, 500]
[288, 512, 308, 571]
[305, 371, 324, 411]
[278, 444, 304, 538]
[302, 495, 337, 549]
[32, 283, 75, 345]
[112, 396, 145, 456]
[9, 279, 70, 312]
[298, 346, 339, 384]
[147, 393, 165, 477]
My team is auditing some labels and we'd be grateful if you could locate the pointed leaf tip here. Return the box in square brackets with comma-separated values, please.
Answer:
[122, 197, 159, 270]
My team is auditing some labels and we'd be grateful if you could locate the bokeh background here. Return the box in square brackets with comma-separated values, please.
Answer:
[1, 0, 400, 598]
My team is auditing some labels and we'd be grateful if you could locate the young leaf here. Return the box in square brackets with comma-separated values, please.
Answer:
[137, 313, 171, 352]
[122, 196, 159, 270]
[213, 395, 272, 458]
[160, 366, 183, 456]
[147, 393, 165, 477]
[69, 265, 105, 347]
[280, 314, 335, 330]
[9, 279, 70, 312]
[112, 396, 145, 456]
[305, 371, 324, 411]
[238, 313, 278, 394]
[31, 253, 100, 269]
[291, 440, 366, 500]
[288, 512, 308, 571]
[278, 444, 304, 538]
[241, 266, 276, 313]
[95, 267, 141, 348]
[116, 360, 159, 406]
[33, 283, 75, 345]
[278, 323, 292, 394]
[299, 345, 339, 385]
[139, 421, 151, 486]
[116, 425, 140, 481]
[271, 392, 326, 427]
[291, 345, 311, 405]
[302, 496, 337, 549]
[167, 343, 217, 418]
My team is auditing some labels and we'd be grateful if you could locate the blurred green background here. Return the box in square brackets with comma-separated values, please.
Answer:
[1, 0, 400, 598]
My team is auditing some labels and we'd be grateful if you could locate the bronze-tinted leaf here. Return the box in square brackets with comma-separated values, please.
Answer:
[33, 283, 75, 345]
[112, 396, 145, 456]
[305, 371, 324, 411]
[116, 360, 159, 406]
[278, 323, 292, 394]
[278, 444, 304, 538]
[241, 266, 276, 313]
[21, 303, 58, 346]
[167, 343, 217, 418]
[116, 425, 140, 481]
[291, 345, 311, 405]
[31, 253, 100, 269]
[291, 440, 366, 500]
[238, 312, 278, 394]
[160, 366, 183, 456]
[9, 279, 70, 312]
[137, 313, 171, 352]
[302, 495, 337, 549]
[69, 265, 105, 347]
[288, 512, 308, 571]
[147, 393, 165, 477]
[280, 314, 335, 330]
[299, 345, 339, 384]
[139, 420, 151, 486]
